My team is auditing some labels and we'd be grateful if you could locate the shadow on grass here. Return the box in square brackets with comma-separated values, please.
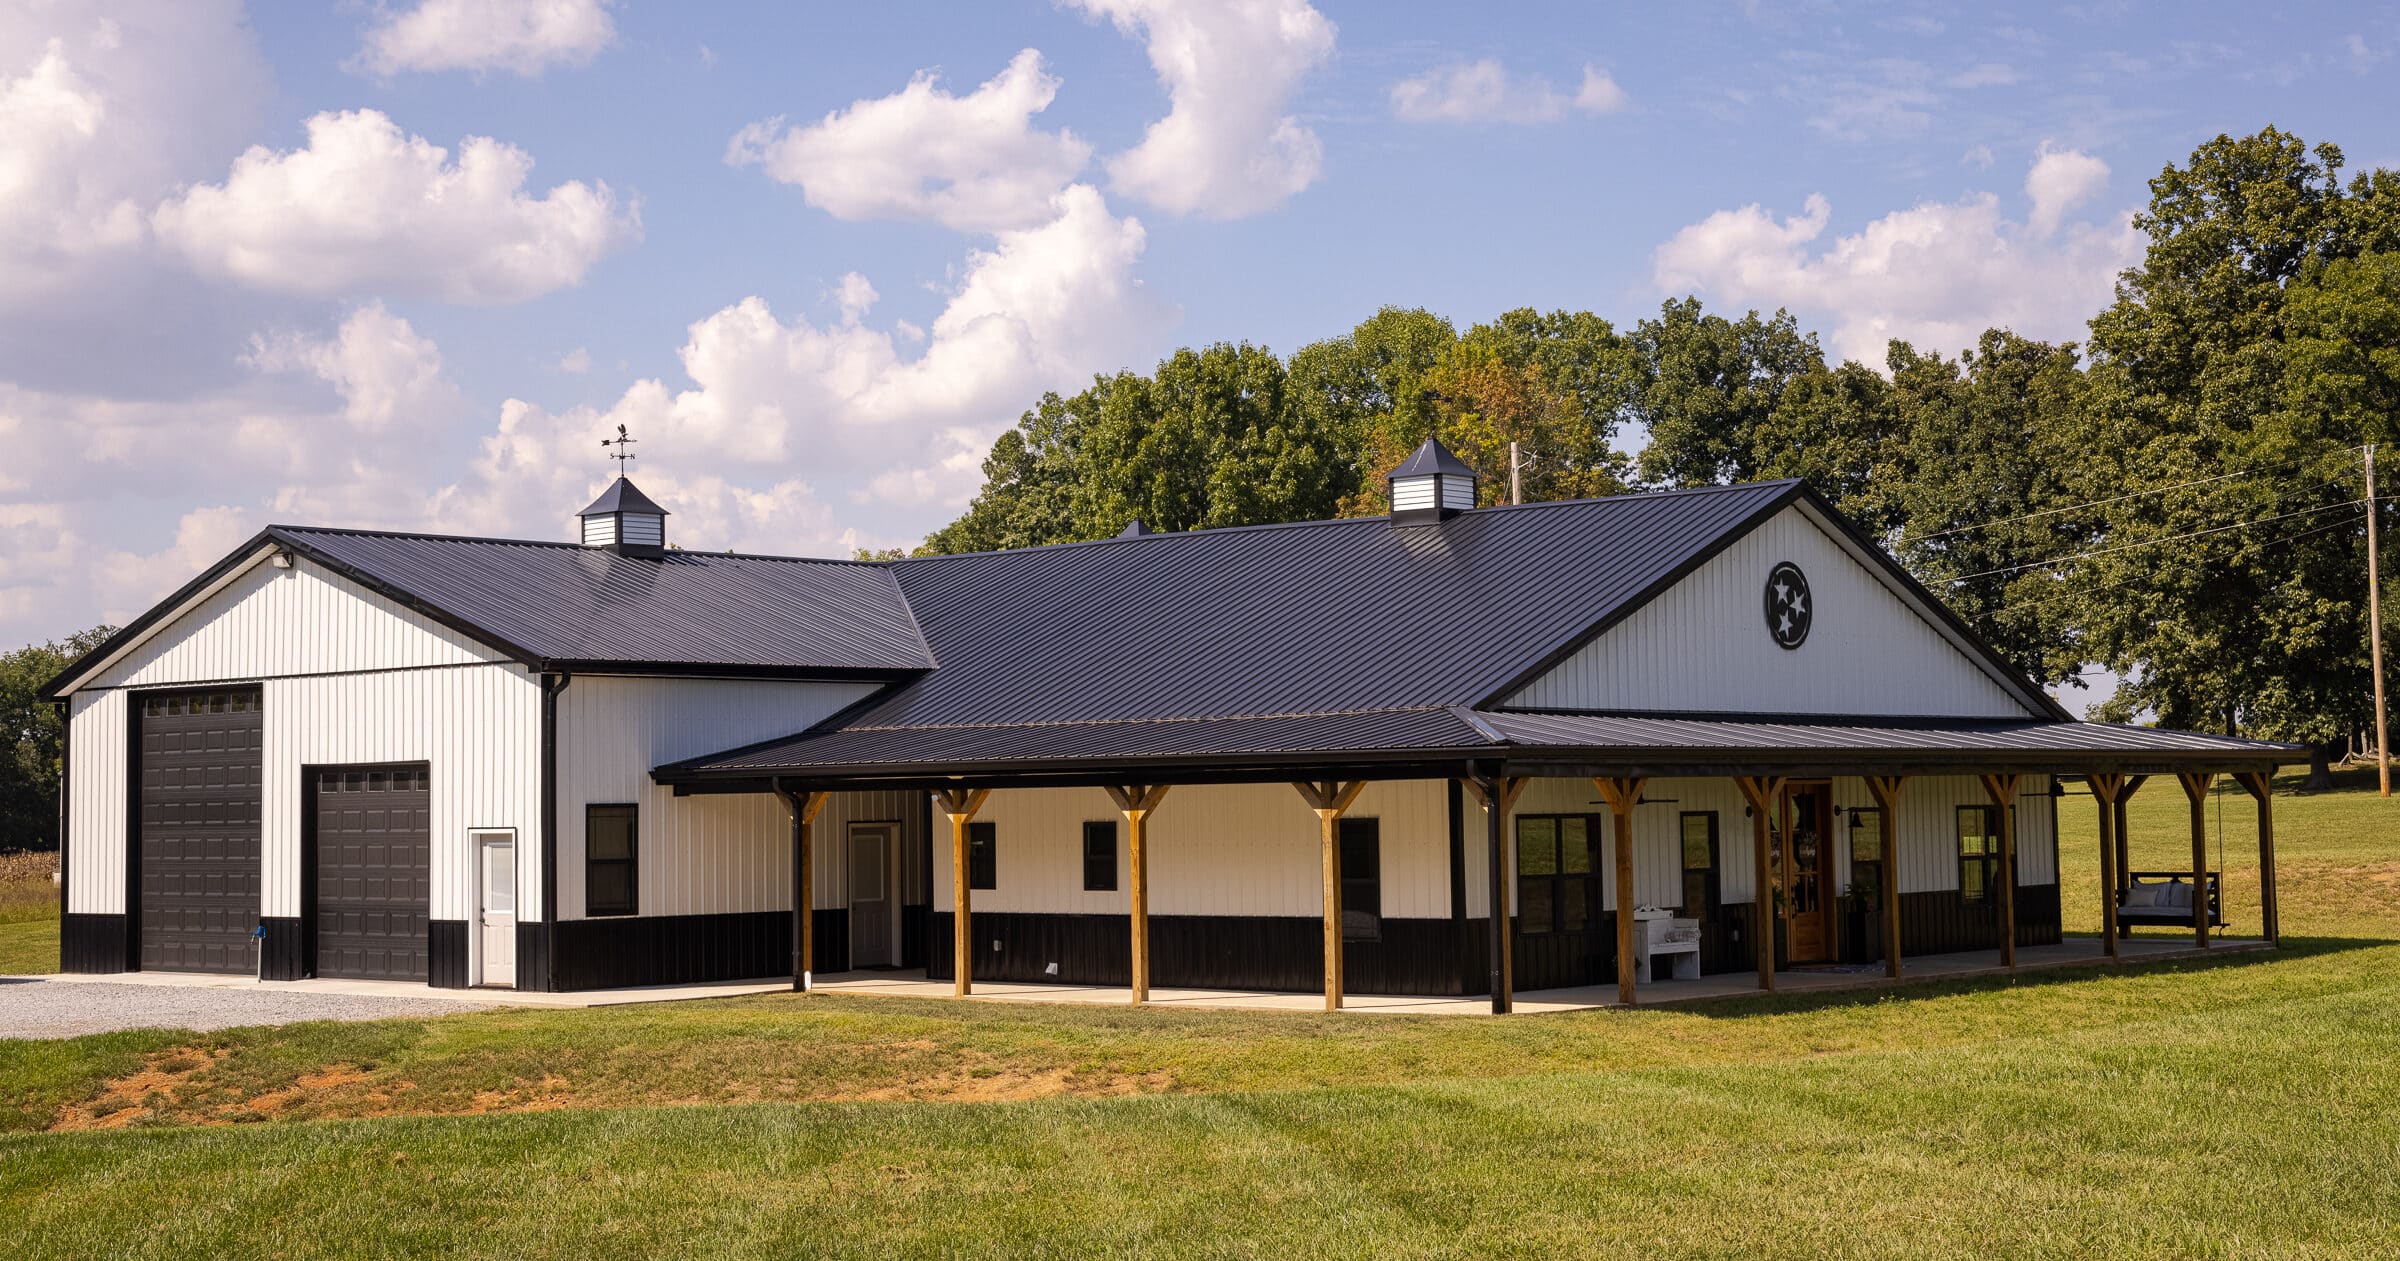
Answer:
[1642, 933, 2396, 1023]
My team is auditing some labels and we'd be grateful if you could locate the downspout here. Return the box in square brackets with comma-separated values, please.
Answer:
[1446, 776, 1467, 995]
[539, 670, 571, 993]
[54, 699, 69, 968]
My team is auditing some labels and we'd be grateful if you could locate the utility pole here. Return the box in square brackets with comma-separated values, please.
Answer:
[2369, 443, 2390, 798]
[1508, 440, 1523, 505]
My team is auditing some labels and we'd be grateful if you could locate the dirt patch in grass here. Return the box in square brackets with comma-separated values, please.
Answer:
[844, 1059, 1176, 1104]
[50, 1046, 224, 1130]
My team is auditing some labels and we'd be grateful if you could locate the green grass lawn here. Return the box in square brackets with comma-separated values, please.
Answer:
[3, 770, 2395, 1258]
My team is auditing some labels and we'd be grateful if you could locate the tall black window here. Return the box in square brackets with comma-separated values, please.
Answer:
[1849, 807, 1885, 904]
[586, 803, 638, 916]
[1680, 812, 1719, 918]
[969, 820, 997, 890]
[1082, 820, 1118, 891]
[1339, 817, 1381, 941]
[1516, 815, 1595, 934]
[1957, 806, 2000, 902]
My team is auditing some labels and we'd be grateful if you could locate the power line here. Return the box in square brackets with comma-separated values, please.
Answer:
[1950, 495, 2391, 582]
[1988, 513, 2372, 618]
[1901, 443, 2368, 545]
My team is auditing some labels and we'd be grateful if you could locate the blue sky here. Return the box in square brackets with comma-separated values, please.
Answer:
[4, 0, 2397, 650]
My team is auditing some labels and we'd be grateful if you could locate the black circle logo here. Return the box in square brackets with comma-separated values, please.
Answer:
[1764, 562, 1811, 650]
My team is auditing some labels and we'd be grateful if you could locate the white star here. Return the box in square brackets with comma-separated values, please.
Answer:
[1778, 611, 1794, 635]
[1773, 580, 1790, 605]
[1791, 592, 1807, 616]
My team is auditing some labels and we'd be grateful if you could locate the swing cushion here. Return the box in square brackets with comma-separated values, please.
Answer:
[2123, 881, 2163, 908]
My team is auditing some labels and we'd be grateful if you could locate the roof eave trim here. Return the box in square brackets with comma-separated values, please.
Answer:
[38, 531, 286, 700]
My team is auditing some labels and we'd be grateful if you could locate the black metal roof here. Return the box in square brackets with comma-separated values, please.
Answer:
[1388, 437, 1478, 480]
[857, 480, 1807, 729]
[266, 526, 930, 675]
[653, 704, 2289, 787]
[579, 476, 671, 518]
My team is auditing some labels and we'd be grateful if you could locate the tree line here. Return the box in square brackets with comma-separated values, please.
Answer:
[920, 128, 2400, 773]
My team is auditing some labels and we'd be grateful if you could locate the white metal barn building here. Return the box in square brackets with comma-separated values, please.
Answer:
[43, 443, 2294, 1011]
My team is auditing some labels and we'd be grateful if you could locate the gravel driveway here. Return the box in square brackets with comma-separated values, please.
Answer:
[0, 977, 487, 1040]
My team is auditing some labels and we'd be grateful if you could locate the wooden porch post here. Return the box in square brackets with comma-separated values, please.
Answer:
[1733, 776, 1786, 993]
[2088, 773, 2125, 960]
[1104, 785, 1173, 1004]
[774, 783, 827, 991]
[1591, 777, 1646, 1006]
[2177, 772, 2215, 948]
[1292, 780, 1367, 1012]
[1978, 774, 2021, 969]
[1463, 775, 1528, 1013]
[934, 787, 992, 997]
[2114, 776, 2145, 938]
[2235, 771, 2278, 945]
[1864, 776, 1906, 979]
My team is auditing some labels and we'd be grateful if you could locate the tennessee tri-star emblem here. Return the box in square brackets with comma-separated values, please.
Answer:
[1764, 561, 1811, 650]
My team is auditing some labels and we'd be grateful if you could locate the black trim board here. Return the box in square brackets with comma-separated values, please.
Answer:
[260, 917, 305, 981]
[430, 919, 469, 989]
[53, 698, 68, 964]
[537, 671, 565, 993]
[925, 913, 1470, 996]
[548, 909, 848, 991]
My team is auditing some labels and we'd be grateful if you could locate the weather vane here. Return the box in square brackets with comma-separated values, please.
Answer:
[601, 423, 637, 471]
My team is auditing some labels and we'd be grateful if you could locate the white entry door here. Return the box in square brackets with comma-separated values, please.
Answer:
[478, 836, 517, 988]
[849, 825, 894, 967]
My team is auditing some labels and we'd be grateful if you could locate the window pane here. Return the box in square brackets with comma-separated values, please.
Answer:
[1961, 859, 1986, 903]
[588, 863, 632, 916]
[969, 821, 996, 890]
[1517, 818, 1558, 876]
[1957, 807, 1989, 856]
[589, 806, 635, 861]
[1561, 818, 1592, 874]
[1561, 875, 1590, 932]
[482, 843, 514, 914]
[1518, 876, 1553, 934]
[1083, 821, 1117, 892]
[1340, 820, 1380, 940]
[1681, 814, 1715, 870]
[1850, 808, 1882, 862]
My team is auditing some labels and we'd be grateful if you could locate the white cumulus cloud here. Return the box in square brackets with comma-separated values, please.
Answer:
[432, 184, 1175, 552]
[1652, 149, 2141, 364]
[1066, 0, 1336, 219]
[153, 109, 640, 305]
[245, 302, 461, 432]
[353, 0, 617, 78]
[1391, 61, 1628, 124]
[726, 49, 1091, 233]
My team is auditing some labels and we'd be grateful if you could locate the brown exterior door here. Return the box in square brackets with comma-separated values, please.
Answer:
[310, 765, 432, 981]
[1781, 783, 1836, 963]
[136, 689, 264, 974]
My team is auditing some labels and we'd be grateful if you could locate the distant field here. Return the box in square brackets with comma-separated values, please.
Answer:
[3, 769, 2394, 1259]
[0, 850, 59, 976]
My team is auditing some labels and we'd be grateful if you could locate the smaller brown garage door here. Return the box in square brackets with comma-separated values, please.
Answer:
[312, 765, 431, 981]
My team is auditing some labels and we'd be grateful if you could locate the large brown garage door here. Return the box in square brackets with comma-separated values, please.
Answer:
[137, 689, 263, 974]
[311, 765, 432, 980]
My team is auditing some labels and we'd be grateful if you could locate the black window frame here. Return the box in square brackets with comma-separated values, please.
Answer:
[968, 820, 997, 891]
[1081, 820, 1118, 892]
[1957, 805, 2001, 903]
[1339, 817, 1381, 942]
[1679, 811, 1720, 919]
[1515, 813, 1598, 936]
[1848, 806, 1885, 903]
[585, 803, 638, 917]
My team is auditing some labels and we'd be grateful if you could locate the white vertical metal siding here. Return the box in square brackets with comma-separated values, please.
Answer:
[87, 557, 507, 689]
[933, 780, 1453, 919]
[813, 790, 927, 911]
[1506, 504, 2036, 718]
[553, 676, 878, 919]
[261, 665, 543, 921]
[65, 689, 127, 914]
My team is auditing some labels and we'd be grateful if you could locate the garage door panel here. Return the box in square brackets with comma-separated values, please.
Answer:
[313, 765, 431, 981]
[137, 689, 262, 975]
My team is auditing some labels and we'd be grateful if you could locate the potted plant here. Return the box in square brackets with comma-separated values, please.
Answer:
[1839, 874, 1881, 965]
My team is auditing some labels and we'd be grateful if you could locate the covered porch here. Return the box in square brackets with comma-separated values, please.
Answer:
[655, 709, 2297, 1015]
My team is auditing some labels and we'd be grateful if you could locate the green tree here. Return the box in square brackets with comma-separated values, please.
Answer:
[1, 627, 111, 852]
[1629, 298, 1826, 488]
[2076, 128, 2393, 778]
